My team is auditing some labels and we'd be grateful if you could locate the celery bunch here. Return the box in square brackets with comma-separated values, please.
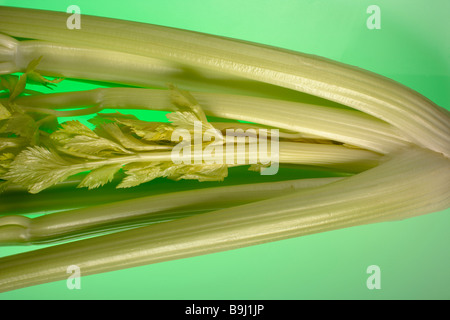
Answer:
[0, 6, 448, 294]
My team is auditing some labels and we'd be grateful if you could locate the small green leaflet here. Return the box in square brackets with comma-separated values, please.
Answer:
[77, 164, 123, 190]
[1, 57, 63, 103]
[95, 122, 172, 151]
[0, 152, 14, 175]
[118, 161, 228, 188]
[91, 113, 174, 142]
[2, 146, 91, 194]
[168, 85, 221, 138]
[0, 102, 11, 120]
[0, 112, 37, 140]
[50, 120, 134, 157]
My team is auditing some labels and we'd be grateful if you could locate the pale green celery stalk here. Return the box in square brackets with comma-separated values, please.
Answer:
[276, 142, 380, 172]
[0, 7, 448, 156]
[3, 142, 381, 194]
[0, 34, 307, 101]
[12, 88, 411, 154]
[75, 141, 383, 171]
[0, 164, 344, 215]
[0, 146, 448, 293]
[13, 105, 328, 142]
[0, 177, 342, 245]
[202, 122, 328, 141]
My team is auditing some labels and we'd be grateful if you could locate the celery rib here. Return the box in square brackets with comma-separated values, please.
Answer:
[0, 34, 309, 101]
[0, 177, 342, 245]
[13, 88, 411, 154]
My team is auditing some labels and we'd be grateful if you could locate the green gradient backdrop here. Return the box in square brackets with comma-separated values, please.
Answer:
[0, 0, 449, 299]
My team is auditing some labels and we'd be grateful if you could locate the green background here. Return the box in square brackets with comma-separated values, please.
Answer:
[0, 0, 449, 299]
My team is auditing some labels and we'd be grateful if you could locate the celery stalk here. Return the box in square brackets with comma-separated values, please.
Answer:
[0, 177, 342, 245]
[12, 88, 410, 154]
